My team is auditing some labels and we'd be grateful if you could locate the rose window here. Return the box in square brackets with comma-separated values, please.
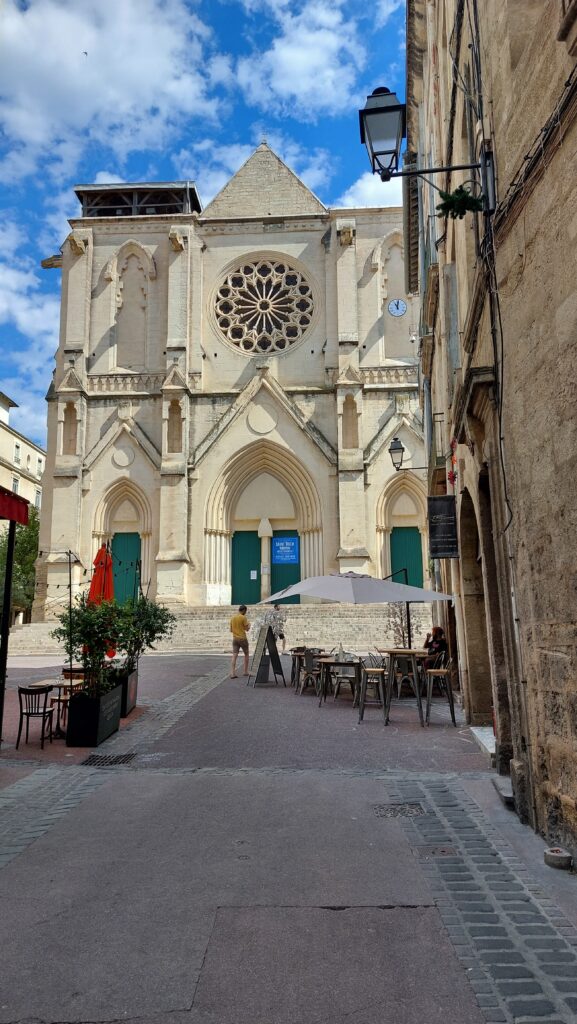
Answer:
[214, 259, 314, 353]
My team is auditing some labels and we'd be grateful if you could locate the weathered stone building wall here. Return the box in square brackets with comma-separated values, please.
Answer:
[406, 0, 577, 852]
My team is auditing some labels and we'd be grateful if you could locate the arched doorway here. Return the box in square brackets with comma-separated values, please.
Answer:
[459, 489, 493, 724]
[93, 481, 152, 603]
[204, 441, 323, 604]
[477, 471, 512, 769]
[376, 473, 428, 585]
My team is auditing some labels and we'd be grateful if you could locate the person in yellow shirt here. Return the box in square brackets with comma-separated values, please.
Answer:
[230, 604, 251, 678]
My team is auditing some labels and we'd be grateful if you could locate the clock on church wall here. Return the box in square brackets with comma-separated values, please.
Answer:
[213, 255, 316, 354]
[387, 298, 407, 317]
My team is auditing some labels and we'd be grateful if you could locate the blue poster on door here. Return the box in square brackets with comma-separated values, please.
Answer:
[272, 536, 299, 564]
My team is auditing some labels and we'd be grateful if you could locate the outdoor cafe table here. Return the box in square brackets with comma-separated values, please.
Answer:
[315, 657, 362, 707]
[26, 678, 79, 739]
[377, 649, 428, 727]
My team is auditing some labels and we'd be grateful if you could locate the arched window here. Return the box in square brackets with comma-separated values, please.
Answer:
[115, 253, 146, 369]
[62, 403, 77, 456]
[167, 400, 183, 453]
[342, 394, 359, 449]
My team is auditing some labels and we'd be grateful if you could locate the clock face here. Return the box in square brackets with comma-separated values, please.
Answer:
[388, 298, 407, 317]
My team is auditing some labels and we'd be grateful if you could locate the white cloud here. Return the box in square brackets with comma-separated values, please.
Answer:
[93, 172, 126, 185]
[0, 0, 219, 182]
[235, 2, 366, 118]
[335, 171, 403, 207]
[374, 0, 404, 28]
[0, 215, 60, 441]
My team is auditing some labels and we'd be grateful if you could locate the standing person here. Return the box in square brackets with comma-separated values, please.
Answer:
[423, 625, 448, 668]
[271, 603, 287, 654]
[230, 604, 251, 678]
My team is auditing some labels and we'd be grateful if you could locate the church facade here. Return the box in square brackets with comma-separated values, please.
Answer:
[35, 145, 426, 616]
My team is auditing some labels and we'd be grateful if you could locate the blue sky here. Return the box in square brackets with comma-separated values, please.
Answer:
[0, 0, 406, 447]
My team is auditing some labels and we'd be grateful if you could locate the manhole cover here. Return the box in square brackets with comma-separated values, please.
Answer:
[413, 845, 458, 858]
[82, 752, 137, 767]
[373, 802, 425, 818]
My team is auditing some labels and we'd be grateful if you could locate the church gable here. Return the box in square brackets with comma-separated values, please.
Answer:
[193, 370, 336, 467]
[84, 418, 161, 473]
[201, 143, 327, 220]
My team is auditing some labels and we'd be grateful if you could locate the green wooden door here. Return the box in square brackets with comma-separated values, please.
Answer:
[390, 527, 423, 587]
[111, 532, 141, 605]
[270, 530, 300, 604]
[231, 531, 261, 605]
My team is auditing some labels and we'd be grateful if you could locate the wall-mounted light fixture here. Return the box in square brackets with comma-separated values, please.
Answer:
[360, 87, 494, 214]
[388, 436, 428, 472]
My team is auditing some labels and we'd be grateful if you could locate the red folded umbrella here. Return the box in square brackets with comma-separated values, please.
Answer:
[88, 544, 114, 604]
[88, 544, 116, 657]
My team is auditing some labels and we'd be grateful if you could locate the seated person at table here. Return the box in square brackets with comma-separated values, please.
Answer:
[423, 626, 448, 668]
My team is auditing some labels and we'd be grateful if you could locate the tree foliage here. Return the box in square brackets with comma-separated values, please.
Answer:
[0, 507, 40, 614]
[51, 594, 176, 695]
[114, 597, 176, 673]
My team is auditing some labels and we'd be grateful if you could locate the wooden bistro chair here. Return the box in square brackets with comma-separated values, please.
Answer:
[16, 685, 54, 750]
[425, 655, 456, 726]
[51, 680, 84, 726]
[299, 649, 323, 697]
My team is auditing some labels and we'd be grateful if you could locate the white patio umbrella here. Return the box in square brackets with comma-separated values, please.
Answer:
[260, 571, 453, 648]
[262, 571, 452, 606]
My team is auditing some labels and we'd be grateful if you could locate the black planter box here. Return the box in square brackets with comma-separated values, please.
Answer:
[107, 669, 138, 717]
[66, 685, 122, 747]
[120, 670, 138, 717]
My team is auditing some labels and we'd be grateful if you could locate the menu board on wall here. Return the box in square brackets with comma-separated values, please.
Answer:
[428, 495, 459, 559]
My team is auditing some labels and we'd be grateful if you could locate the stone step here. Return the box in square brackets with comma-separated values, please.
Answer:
[10, 605, 433, 655]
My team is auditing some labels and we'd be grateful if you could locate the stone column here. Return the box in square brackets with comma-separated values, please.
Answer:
[258, 518, 273, 600]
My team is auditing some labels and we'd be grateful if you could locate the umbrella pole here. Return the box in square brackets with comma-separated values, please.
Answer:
[0, 520, 17, 744]
[68, 550, 73, 679]
[382, 567, 412, 648]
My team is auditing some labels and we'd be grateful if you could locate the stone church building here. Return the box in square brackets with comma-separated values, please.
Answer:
[34, 144, 426, 616]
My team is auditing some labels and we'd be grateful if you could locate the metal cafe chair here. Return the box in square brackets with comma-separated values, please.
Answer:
[332, 653, 358, 701]
[425, 655, 456, 726]
[16, 685, 54, 750]
[357, 656, 386, 721]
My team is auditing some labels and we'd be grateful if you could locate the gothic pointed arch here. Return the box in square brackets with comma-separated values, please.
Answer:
[205, 440, 322, 534]
[371, 229, 404, 271]
[376, 472, 427, 530]
[104, 240, 156, 371]
[376, 472, 427, 581]
[104, 239, 157, 285]
[94, 479, 153, 538]
[93, 479, 154, 593]
[204, 440, 324, 585]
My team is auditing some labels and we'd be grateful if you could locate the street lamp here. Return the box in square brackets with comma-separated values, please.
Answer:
[388, 437, 428, 472]
[359, 87, 406, 179]
[360, 87, 491, 203]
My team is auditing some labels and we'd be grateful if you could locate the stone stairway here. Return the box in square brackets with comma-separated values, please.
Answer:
[8, 604, 433, 656]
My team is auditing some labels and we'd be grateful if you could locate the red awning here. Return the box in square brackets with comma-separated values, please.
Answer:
[0, 486, 29, 525]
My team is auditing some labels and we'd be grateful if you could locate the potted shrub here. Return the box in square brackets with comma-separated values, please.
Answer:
[51, 595, 123, 747]
[111, 597, 176, 716]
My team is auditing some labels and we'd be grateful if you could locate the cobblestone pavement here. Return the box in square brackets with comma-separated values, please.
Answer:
[0, 658, 576, 1023]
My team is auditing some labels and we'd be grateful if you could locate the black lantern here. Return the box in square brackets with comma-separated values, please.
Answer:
[388, 436, 405, 470]
[359, 88, 406, 180]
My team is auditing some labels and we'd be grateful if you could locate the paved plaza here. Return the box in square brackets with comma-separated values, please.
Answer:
[1, 654, 577, 1023]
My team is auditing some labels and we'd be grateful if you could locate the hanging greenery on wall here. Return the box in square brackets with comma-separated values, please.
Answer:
[436, 185, 485, 219]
